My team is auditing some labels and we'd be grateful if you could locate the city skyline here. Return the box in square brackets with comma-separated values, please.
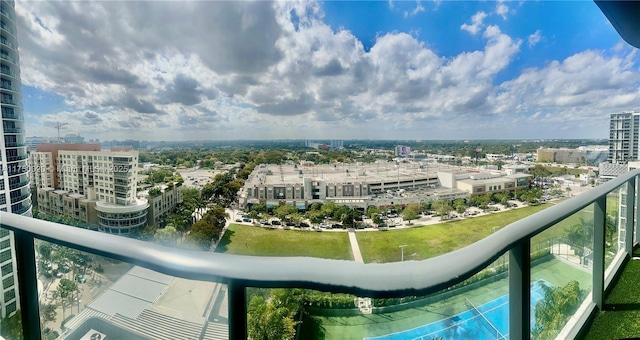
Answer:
[14, 1, 640, 141]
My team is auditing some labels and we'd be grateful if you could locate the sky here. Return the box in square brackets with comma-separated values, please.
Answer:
[13, 0, 640, 141]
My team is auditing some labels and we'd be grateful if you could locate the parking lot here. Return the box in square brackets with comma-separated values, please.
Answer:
[177, 168, 225, 188]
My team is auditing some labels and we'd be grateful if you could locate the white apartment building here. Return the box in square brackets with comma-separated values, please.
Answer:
[609, 111, 640, 163]
[0, 0, 27, 318]
[31, 147, 149, 235]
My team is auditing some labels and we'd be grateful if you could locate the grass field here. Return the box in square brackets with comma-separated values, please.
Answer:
[356, 203, 554, 263]
[299, 258, 591, 340]
[215, 224, 353, 260]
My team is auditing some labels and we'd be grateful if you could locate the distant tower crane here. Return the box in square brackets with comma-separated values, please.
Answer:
[54, 122, 69, 144]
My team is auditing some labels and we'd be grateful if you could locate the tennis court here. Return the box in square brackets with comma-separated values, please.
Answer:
[364, 280, 549, 340]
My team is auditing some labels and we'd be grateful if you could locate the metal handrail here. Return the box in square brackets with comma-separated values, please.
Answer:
[0, 169, 637, 339]
[0, 169, 636, 295]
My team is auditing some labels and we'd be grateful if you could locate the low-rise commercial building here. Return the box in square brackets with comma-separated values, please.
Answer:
[240, 162, 531, 209]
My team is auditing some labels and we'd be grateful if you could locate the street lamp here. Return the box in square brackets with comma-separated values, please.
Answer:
[399, 244, 407, 262]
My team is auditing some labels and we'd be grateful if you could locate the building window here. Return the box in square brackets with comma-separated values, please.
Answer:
[0, 239, 9, 250]
[1, 263, 12, 277]
[2, 276, 14, 289]
[6, 301, 16, 314]
[3, 288, 15, 302]
[0, 250, 11, 263]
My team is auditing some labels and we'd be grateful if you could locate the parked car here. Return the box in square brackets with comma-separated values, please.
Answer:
[58, 263, 71, 273]
[54, 270, 63, 278]
[242, 218, 251, 222]
[271, 220, 281, 225]
[75, 274, 86, 283]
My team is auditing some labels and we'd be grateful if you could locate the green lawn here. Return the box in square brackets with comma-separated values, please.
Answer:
[357, 204, 554, 263]
[215, 224, 353, 260]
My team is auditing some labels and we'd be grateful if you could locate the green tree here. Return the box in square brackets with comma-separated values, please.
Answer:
[453, 199, 467, 214]
[372, 213, 383, 226]
[532, 281, 584, 339]
[320, 201, 338, 219]
[184, 206, 228, 250]
[41, 303, 57, 324]
[56, 278, 79, 320]
[564, 218, 592, 258]
[432, 200, 452, 220]
[39, 243, 52, 263]
[274, 205, 298, 220]
[148, 187, 162, 197]
[401, 206, 418, 225]
[247, 289, 302, 340]
[154, 225, 178, 247]
[0, 311, 22, 340]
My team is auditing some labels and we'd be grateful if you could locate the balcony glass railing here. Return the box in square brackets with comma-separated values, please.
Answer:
[0, 98, 20, 107]
[5, 154, 27, 162]
[0, 38, 14, 51]
[0, 21, 14, 35]
[1, 111, 19, 119]
[8, 179, 28, 190]
[0, 170, 639, 339]
[6, 167, 26, 176]
[0, 67, 15, 77]
[10, 204, 29, 215]
[0, 53, 14, 64]
[0, 6, 13, 21]
[0, 82, 16, 92]
[4, 141, 25, 147]
[2, 127, 21, 133]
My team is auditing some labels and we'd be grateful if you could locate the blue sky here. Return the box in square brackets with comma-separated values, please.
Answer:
[14, 1, 640, 141]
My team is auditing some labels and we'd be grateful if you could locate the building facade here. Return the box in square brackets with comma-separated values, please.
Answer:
[0, 0, 27, 317]
[537, 147, 608, 165]
[609, 111, 640, 163]
[240, 163, 529, 209]
[145, 183, 184, 227]
[31, 146, 150, 236]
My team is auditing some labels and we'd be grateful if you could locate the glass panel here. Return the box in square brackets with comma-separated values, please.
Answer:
[0, 227, 21, 340]
[294, 257, 510, 339]
[531, 204, 593, 339]
[606, 185, 624, 271]
[35, 239, 229, 339]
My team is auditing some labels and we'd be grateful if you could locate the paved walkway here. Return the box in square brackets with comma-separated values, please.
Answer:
[348, 231, 364, 263]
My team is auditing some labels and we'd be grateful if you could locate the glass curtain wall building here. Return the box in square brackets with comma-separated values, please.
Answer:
[0, 0, 30, 318]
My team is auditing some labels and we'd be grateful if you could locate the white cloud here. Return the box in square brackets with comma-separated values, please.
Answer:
[461, 11, 488, 35]
[528, 30, 542, 47]
[14, 1, 640, 140]
[496, 1, 509, 20]
[404, 0, 425, 18]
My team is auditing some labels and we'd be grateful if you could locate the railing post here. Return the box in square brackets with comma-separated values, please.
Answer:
[228, 281, 247, 340]
[509, 239, 530, 340]
[635, 176, 640, 247]
[13, 231, 41, 339]
[593, 196, 606, 309]
[626, 178, 635, 254]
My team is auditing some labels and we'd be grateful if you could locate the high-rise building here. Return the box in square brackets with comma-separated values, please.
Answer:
[609, 111, 640, 163]
[0, 1, 28, 318]
[31, 146, 149, 235]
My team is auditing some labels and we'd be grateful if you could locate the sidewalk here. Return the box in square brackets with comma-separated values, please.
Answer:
[348, 231, 364, 263]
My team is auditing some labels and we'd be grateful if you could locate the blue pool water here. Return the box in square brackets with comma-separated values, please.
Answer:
[365, 280, 550, 340]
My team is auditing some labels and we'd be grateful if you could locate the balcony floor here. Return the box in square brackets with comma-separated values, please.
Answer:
[583, 247, 640, 339]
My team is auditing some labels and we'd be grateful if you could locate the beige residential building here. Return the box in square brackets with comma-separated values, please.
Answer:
[30, 146, 149, 235]
[144, 183, 184, 227]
